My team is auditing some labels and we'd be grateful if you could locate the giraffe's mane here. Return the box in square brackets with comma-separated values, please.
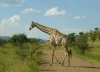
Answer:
[35, 22, 64, 35]
[36, 22, 51, 29]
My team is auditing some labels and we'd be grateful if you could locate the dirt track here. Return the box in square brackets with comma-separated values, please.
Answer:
[42, 50, 100, 72]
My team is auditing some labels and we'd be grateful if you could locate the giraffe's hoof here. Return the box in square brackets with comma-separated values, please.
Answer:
[57, 61, 61, 64]
[49, 63, 52, 66]
[58, 61, 61, 64]
[66, 63, 70, 67]
[61, 63, 64, 66]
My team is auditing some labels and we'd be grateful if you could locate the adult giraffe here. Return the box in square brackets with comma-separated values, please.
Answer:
[29, 21, 72, 67]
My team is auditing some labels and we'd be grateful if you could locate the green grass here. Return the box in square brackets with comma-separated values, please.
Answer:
[0, 43, 43, 72]
[72, 42, 100, 66]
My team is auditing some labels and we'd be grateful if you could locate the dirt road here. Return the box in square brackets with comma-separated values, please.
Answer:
[41, 50, 100, 72]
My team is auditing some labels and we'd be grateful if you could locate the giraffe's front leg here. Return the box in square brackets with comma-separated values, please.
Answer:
[54, 55, 61, 64]
[49, 36, 56, 66]
[50, 52, 61, 65]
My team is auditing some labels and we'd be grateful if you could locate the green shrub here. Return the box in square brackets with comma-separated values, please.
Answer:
[9, 34, 27, 46]
[0, 39, 8, 46]
[90, 33, 97, 42]
[28, 38, 40, 44]
[75, 34, 88, 54]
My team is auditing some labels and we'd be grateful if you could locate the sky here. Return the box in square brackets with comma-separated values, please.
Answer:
[0, 0, 100, 39]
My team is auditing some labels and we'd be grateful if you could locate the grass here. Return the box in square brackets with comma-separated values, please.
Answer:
[0, 43, 43, 72]
[72, 41, 100, 66]
[2, 41, 99, 72]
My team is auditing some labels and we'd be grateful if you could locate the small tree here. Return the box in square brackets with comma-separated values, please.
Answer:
[68, 33, 76, 47]
[28, 38, 40, 44]
[0, 39, 7, 46]
[90, 33, 97, 42]
[10, 33, 27, 45]
[68, 33, 76, 42]
[97, 33, 100, 41]
[79, 32, 84, 35]
[94, 28, 99, 31]
[0, 39, 2, 45]
[75, 34, 88, 54]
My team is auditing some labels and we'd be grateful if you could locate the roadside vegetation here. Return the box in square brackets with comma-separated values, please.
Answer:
[40, 27, 100, 66]
[0, 27, 100, 72]
[0, 34, 43, 72]
[69, 28, 100, 66]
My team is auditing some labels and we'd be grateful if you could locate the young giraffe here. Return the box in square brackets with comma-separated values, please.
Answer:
[29, 21, 72, 67]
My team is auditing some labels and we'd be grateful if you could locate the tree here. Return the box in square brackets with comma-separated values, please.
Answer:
[68, 33, 76, 47]
[0, 39, 2, 45]
[90, 33, 97, 42]
[94, 28, 99, 31]
[0, 39, 7, 46]
[75, 34, 88, 54]
[10, 34, 27, 45]
[28, 38, 40, 44]
[79, 32, 84, 35]
[97, 33, 100, 41]
[68, 32, 76, 42]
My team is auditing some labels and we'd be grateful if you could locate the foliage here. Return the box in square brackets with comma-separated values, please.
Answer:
[97, 33, 100, 40]
[79, 32, 84, 35]
[94, 27, 99, 31]
[0, 43, 43, 72]
[28, 38, 40, 44]
[9, 34, 27, 46]
[16, 43, 41, 61]
[0, 39, 7, 46]
[68, 33, 76, 42]
[68, 33, 76, 48]
[90, 33, 97, 42]
[75, 34, 88, 54]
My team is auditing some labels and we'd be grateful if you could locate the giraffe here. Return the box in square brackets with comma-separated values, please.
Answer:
[29, 21, 72, 67]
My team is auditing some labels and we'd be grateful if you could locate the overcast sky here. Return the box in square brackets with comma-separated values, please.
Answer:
[0, 0, 100, 39]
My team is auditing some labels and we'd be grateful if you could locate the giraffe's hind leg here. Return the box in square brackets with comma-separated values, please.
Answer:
[61, 52, 68, 66]
[61, 46, 70, 67]
[66, 53, 70, 67]
[61, 52, 70, 67]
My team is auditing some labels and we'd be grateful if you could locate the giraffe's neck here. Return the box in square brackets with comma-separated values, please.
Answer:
[35, 23, 52, 35]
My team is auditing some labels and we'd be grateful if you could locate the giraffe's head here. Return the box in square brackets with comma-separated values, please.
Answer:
[29, 21, 36, 30]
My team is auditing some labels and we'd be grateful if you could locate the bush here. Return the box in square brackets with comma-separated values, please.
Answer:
[90, 33, 97, 42]
[0, 39, 8, 46]
[68, 33, 76, 47]
[9, 34, 27, 46]
[75, 34, 88, 54]
[16, 43, 42, 71]
[16, 43, 41, 61]
[28, 38, 40, 44]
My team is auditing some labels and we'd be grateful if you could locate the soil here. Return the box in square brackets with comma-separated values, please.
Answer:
[41, 50, 100, 72]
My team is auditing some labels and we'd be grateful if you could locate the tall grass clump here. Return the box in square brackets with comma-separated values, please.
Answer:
[16, 42, 43, 72]
[0, 42, 43, 72]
